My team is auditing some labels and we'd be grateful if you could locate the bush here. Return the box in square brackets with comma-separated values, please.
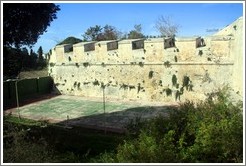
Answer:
[94, 87, 243, 163]
[83, 62, 89, 67]
[164, 61, 171, 67]
[148, 71, 154, 79]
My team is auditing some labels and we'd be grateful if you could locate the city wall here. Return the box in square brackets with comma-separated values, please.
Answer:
[48, 18, 243, 103]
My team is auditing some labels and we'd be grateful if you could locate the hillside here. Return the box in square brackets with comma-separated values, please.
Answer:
[19, 69, 48, 79]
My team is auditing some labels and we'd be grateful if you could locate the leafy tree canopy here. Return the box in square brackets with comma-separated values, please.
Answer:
[57, 36, 82, 45]
[128, 24, 145, 39]
[82, 25, 120, 41]
[3, 3, 60, 47]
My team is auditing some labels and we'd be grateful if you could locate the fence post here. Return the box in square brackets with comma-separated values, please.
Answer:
[37, 77, 39, 94]
[102, 84, 106, 134]
[7, 81, 11, 99]
[15, 80, 20, 119]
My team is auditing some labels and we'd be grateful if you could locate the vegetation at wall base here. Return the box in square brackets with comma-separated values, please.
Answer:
[92, 86, 243, 163]
[3, 86, 243, 163]
[3, 116, 125, 163]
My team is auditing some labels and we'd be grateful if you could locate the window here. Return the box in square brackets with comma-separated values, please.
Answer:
[196, 37, 205, 48]
[107, 41, 118, 51]
[84, 43, 95, 52]
[164, 37, 175, 49]
[64, 45, 73, 53]
[132, 40, 144, 50]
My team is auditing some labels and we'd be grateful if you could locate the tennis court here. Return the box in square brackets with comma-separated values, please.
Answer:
[5, 95, 176, 132]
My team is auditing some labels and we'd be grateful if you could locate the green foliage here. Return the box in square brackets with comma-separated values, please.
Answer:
[182, 75, 190, 90]
[164, 61, 171, 67]
[94, 87, 243, 163]
[172, 74, 177, 87]
[93, 80, 100, 86]
[83, 24, 120, 41]
[174, 55, 178, 62]
[3, 116, 124, 163]
[75, 63, 79, 67]
[49, 63, 56, 67]
[139, 62, 144, 67]
[164, 88, 172, 96]
[3, 47, 23, 77]
[83, 62, 89, 67]
[57, 36, 82, 45]
[37, 46, 47, 69]
[3, 3, 60, 47]
[148, 71, 154, 79]
[128, 24, 145, 39]
[3, 46, 47, 78]
[198, 50, 203, 56]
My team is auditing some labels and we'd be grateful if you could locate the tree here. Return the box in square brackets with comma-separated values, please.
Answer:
[128, 24, 145, 39]
[29, 49, 38, 69]
[82, 25, 120, 41]
[155, 15, 180, 37]
[3, 47, 23, 77]
[37, 46, 46, 69]
[101, 25, 119, 40]
[3, 3, 60, 47]
[82, 25, 103, 41]
[57, 36, 82, 45]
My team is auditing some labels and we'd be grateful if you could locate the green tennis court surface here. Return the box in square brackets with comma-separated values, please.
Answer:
[5, 95, 175, 132]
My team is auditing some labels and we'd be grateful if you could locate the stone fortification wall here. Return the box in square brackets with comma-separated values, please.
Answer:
[48, 17, 243, 102]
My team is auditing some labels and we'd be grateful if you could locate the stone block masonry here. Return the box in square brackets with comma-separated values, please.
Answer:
[48, 17, 243, 103]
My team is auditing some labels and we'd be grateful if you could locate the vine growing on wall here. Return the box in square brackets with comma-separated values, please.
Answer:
[182, 75, 193, 91]
[174, 56, 178, 62]
[73, 81, 77, 88]
[172, 74, 177, 87]
[163, 88, 172, 96]
[120, 83, 129, 90]
[77, 82, 81, 90]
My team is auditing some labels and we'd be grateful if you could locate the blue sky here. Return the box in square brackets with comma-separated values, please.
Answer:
[32, 2, 243, 53]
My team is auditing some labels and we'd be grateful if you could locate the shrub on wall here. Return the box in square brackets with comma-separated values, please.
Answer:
[172, 74, 177, 87]
[164, 61, 171, 68]
[198, 50, 203, 56]
[93, 80, 100, 86]
[148, 71, 154, 79]
[182, 75, 190, 90]
[49, 63, 55, 67]
[83, 62, 89, 67]
[165, 88, 172, 96]
[139, 62, 144, 67]
[174, 56, 178, 62]
[77, 82, 81, 90]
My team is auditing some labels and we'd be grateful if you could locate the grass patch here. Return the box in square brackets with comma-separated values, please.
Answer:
[3, 116, 125, 163]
